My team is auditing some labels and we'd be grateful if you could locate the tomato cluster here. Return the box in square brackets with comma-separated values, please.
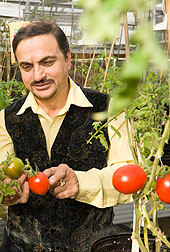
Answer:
[112, 163, 170, 204]
[0, 155, 50, 196]
[112, 164, 147, 194]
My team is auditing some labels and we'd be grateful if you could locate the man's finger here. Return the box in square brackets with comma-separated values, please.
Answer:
[17, 181, 29, 204]
[18, 173, 27, 185]
[43, 167, 56, 178]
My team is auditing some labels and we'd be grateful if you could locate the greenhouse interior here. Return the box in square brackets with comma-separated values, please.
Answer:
[0, 0, 170, 251]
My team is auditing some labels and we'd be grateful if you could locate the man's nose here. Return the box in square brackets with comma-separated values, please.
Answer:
[33, 65, 46, 82]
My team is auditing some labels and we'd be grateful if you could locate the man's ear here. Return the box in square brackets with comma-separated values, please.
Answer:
[66, 49, 72, 70]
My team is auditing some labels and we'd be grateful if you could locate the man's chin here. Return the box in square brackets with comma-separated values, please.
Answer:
[32, 90, 57, 101]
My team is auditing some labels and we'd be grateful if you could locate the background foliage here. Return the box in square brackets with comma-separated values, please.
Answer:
[0, 79, 26, 111]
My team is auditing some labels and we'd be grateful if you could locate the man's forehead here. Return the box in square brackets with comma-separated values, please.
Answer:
[16, 34, 59, 52]
[16, 35, 60, 62]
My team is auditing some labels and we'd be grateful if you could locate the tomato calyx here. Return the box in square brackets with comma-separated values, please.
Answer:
[25, 161, 40, 178]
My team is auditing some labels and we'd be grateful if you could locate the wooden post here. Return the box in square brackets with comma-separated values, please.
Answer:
[0, 30, 2, 81]
[82, 46, 85, 86]
[117, 25, 123, 58]
[100, 21, 120, 92]
[104, 41, 107, 67]
[124, 12, 130, 58]
[165, 0, 170, 52]
[73, 53, 77, 82]
[70, 12, 74, 43]
[84, 46, 97, 87]
[6, 39, 11, 82]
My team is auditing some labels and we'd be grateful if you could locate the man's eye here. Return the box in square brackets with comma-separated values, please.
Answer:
[42, 60, 55, 66]
[21, 64, 32, 71]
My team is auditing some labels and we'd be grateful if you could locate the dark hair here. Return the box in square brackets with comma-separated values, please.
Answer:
[13, 19, 69, 59]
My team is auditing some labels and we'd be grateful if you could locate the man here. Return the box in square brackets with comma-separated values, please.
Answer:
[0, 20, 133, 252]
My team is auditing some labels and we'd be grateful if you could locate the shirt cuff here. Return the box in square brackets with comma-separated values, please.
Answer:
[75, 163, 133, 208]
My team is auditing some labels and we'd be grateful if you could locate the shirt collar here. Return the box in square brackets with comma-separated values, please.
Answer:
[17, 77, 93, 116]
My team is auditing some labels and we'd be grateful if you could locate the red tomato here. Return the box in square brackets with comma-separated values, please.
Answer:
[156, 174, 170, 204]
[28, 172, 50, 195]
[112, 164, 147, 194]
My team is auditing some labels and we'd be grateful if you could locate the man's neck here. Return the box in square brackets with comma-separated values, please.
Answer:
[39, 100, 67, 119]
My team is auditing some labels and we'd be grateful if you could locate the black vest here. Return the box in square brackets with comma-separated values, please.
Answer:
[4, 87, 115, 252]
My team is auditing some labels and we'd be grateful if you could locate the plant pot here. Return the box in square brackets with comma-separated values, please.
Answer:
[90, 233, 170, 252]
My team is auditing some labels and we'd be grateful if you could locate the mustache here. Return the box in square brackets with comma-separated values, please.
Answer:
[31, 77, 54, 86]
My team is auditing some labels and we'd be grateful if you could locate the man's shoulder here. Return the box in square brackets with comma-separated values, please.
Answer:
[5, 95, 27, 113]
[80, 86, 109, 112]
[80, 86, 108, 98]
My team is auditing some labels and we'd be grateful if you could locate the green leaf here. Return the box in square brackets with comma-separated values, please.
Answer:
[109, 125, 121, 138]
[97, 133, 109, 151]
[92, 121, 102, 130]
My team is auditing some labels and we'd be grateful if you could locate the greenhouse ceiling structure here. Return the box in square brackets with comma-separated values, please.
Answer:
[0, 0, 168, 59]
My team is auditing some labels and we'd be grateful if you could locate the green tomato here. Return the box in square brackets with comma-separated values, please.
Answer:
[3, 157, 24, 179]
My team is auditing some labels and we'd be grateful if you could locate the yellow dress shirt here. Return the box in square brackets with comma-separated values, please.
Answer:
[0, 78, 133, 217]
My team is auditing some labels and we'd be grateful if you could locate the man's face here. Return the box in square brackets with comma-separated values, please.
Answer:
[15, 33, 71, 101]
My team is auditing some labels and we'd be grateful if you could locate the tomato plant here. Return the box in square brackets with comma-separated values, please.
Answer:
[112, 164, 147, 194]
[156, 174, 170, 204]
[28, 172, 50, 195]
[3, 156, 25, 179]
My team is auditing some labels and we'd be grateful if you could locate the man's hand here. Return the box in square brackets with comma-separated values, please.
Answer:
[2, 173, 30, 205]
[44, 164, 79, 199]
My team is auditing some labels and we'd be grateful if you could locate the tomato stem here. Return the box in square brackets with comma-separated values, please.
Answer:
[0, 152, 14, 170]
[24, 159, 39, 177]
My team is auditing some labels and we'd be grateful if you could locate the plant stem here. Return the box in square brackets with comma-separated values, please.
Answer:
[155, 240, 161, 252]
[149, 194, 158, 226]
[86, 113, 121, 145]
[148, 201, 160, 219]
[143, 206, 170, 249]
[144, 202, 161, 252]
[143, 218, 149, 251]
[125, 111, 138, 164]
[133, 200, 148, 252]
